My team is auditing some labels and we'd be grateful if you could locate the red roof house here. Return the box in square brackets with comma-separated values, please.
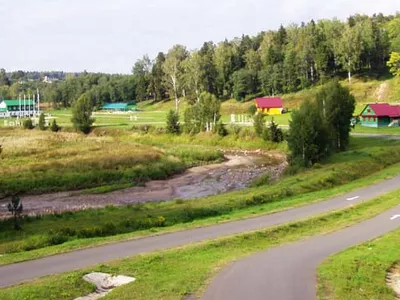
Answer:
[359, 103, 400, 127]
[255, 97, 284, 115]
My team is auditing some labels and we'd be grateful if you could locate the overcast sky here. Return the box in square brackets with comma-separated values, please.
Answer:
[0, 0, 398, 74]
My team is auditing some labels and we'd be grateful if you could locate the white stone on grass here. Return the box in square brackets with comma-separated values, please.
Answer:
[75, 272, 135, 300]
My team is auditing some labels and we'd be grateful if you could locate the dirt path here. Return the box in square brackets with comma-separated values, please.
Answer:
[374, 82, 389, 101]
[0, 152, 286, 217]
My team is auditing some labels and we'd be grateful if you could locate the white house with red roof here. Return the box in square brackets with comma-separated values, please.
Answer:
[359, 103, 400, 127]
[255, 97, 284, 115]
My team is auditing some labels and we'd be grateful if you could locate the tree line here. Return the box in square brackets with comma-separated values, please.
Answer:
[1, 13, 399, 108]
[132, 12, 400, 108]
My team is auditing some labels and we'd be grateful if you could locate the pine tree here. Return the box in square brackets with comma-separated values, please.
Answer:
[166, 109, 180, 134]
[268, 118, 284, 143]
[38, 113, 46, 130]
[50, 119, 60, 132]
[71, 94, 95, 134]
[253, 113, 265, 137]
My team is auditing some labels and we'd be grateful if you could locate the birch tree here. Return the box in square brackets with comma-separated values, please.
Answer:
[215, 41, 235, 97]
[336, 24, 363, 83]
[182, 50, 204, 103]
[162, 45, 188, 112]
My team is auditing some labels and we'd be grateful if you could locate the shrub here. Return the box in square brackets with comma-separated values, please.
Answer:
[216, 121, 228, 137]
[77, 227, 101, 238]
[38, 113, 46, 130]
[50, 119, 60, 132]
[250, 174, 271, 187]
[101, 222, 117, 235]
[23, 119, 34, 130]
[253, 113, 265, 137]
[268, 118, 284, 143]
[238, 127, 256, 139]
[166, 109, 180, 134]
[156, 216, 166, 227]
[230, 125, 242, 136]
[47, 233, 69, 246]
[261, 127, 270, 141]
[71, 93, 95, 134]
[131, 124, 153, 134]
[248, 104, 257, 116]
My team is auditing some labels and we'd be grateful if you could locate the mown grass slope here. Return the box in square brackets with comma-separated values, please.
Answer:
[318, 227, 400, 300]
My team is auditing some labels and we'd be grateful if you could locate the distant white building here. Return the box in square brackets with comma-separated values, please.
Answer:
[43, 76, 52, 83]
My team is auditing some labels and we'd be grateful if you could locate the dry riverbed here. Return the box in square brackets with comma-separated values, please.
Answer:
[0, 151, 286, 217]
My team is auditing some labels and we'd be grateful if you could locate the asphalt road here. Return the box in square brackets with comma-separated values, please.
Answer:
[1, 175, 400, 288]
[351, 132, 400, 140]
[203, 205, 400, 300]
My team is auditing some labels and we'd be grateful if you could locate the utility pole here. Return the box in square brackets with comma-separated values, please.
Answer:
[37, 88, 40, 115]
[28, 93, 31, 117]
[32, 93, 36, 117]
[18, 94, 21, 119]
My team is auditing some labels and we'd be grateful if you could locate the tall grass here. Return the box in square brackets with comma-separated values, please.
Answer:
[0, 129, 222, 195]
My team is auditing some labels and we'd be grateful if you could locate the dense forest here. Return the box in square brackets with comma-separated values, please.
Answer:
[0, 13, 399, 108]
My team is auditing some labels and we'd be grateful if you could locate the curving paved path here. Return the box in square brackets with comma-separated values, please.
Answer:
[203, 205, 400, 300]
[1, 175, 400, 288]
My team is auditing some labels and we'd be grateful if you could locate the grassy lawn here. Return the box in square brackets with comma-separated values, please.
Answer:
[49, 109, 167, 129]
[0, 128, 224, 195]
[1, 137, 400, 265]
[1, 189, 400, 300]
[318, 227, 400, 300]
[352, 124, 400, 135]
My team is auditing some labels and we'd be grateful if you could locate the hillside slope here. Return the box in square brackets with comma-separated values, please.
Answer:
[138, 76, 400, 116]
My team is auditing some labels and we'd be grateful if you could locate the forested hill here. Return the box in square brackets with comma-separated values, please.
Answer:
[1, 13, 399, 108]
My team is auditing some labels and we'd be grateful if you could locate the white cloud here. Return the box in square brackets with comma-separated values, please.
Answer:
[0, 0, 398, 73]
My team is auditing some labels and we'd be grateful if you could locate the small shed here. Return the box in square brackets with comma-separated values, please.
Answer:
[255, 97, 283, 115]
[359, 103, 400, 127]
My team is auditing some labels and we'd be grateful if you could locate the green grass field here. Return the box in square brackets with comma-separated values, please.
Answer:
[1, 188, 399, 300]
[318, 227, 400, 300]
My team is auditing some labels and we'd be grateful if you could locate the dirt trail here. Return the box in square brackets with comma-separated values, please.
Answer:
[374, 82, 389, 101]
[0, 152, 286, 217]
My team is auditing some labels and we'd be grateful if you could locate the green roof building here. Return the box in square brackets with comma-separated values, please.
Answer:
[102, 102, 137, 112]
[0, 99, 37, 118]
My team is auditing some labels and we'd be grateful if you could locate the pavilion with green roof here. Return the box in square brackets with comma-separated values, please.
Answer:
[101, 102, 137, 112]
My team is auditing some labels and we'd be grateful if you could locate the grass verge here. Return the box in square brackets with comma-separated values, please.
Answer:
[1, 189, 400, 300]
[318, 227, 400, 300]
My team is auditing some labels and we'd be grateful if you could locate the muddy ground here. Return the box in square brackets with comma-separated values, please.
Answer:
[0, 151, 287, 217]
